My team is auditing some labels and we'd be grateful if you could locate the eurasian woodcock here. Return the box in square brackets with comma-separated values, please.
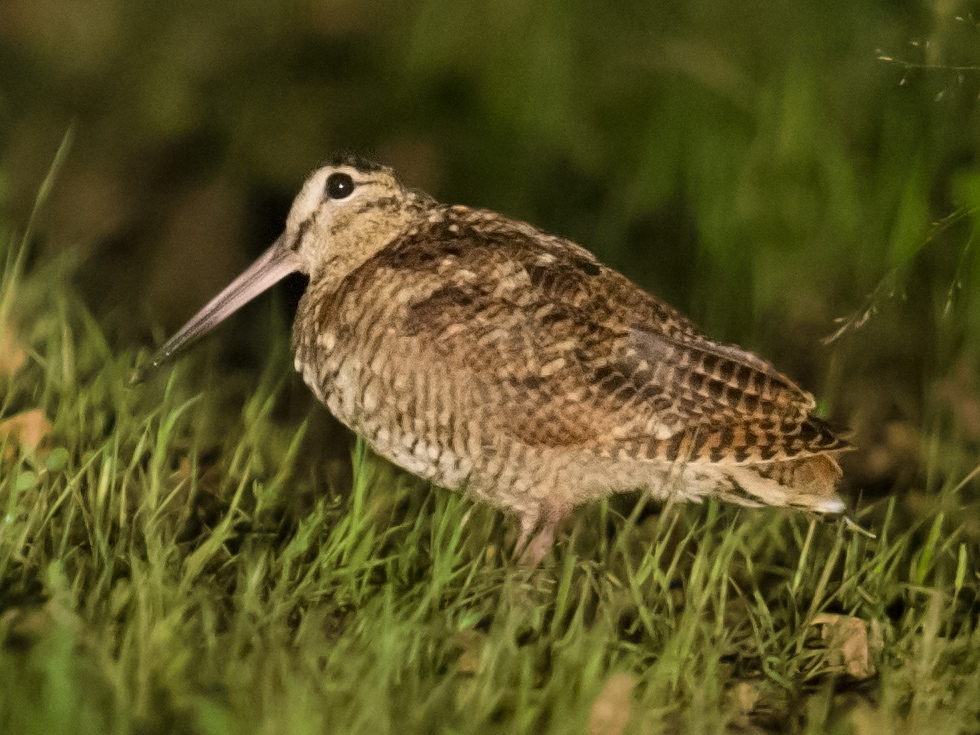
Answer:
[151, 154, 849, 564]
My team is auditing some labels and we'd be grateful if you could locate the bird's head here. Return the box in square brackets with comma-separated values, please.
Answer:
[148, 154, 429, 369]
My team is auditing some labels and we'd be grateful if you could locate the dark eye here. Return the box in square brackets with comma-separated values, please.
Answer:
[325, 172, 355, 200]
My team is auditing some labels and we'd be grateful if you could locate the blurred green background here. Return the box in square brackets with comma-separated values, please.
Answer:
[2, 0, 980, 498]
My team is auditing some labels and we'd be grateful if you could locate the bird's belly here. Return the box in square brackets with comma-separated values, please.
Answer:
[296, 348, 674, 514]
[297, 350, 476, 491]
[361, 427, 474, 490]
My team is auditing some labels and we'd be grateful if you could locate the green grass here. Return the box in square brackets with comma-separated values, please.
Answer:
[1, 152, 979, 735]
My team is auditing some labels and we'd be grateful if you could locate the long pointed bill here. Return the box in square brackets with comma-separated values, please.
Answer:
[148, 236, 300, 369]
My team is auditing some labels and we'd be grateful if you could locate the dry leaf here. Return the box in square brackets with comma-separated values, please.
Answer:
[847, 700, 892, 735]
[0, 606, 55, 651]
[0, 326, 27, 377]
[811, 614, 881, 679]
[936, 354, 980, 441]
[590, 672, 635, 735]
[453, 629, 486, 675]
[729, 680, 760, 728]
[0, 409, 53, 455]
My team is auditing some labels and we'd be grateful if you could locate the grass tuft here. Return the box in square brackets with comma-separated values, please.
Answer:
[2, 148, 980, 734]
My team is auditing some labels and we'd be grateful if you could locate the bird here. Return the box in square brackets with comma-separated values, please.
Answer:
[150, 153, 850, 565]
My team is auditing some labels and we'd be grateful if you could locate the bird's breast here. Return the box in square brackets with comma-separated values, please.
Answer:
[292, 293, 478, 492]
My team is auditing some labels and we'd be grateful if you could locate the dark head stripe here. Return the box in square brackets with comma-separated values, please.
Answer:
[320, 152, 388, 174]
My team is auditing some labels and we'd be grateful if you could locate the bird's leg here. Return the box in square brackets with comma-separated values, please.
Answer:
[514, 502, 568, 567]
[519, 525, 556, 567]
[513, 509, 540, 561]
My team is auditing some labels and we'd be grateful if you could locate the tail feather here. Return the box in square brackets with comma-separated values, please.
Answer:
[714, 454, 845, 513]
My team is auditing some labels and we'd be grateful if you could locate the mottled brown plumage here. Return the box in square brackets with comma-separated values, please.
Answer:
[153, 154, 850, 564]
